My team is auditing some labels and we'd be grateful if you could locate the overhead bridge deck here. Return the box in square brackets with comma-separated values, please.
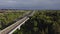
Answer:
[0, 11, 35, 34]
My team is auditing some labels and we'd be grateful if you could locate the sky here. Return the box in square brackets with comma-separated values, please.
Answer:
[0, 0, 60, 10]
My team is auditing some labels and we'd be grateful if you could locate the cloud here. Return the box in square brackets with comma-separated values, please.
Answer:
[0, 0, 60, 9]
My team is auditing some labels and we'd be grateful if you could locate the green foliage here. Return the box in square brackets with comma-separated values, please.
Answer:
[0, 11, 26, 30]
[13, 10, 60, 34]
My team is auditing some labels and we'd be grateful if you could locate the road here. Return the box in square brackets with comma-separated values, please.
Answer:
[0, 11, 35, 34]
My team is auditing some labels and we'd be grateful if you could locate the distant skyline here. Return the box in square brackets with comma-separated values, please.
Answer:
[0, 0, 60, 10]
